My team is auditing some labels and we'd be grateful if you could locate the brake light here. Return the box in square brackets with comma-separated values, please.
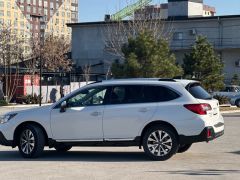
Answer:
[184, 104, 212, 115]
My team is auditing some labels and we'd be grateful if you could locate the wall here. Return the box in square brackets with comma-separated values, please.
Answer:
[188, 1, 203, 17]
[25, 82, 91, 103]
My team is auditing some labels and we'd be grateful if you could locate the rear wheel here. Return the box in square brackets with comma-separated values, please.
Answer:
[54, 144, 72, 152]
[178, 144, 192, 153]
[142, 125, 178, 161]
[18, 124, 45, 158]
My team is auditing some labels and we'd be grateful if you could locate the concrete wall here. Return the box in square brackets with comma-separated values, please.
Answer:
[168, 1, 203, 17]
[188, 1, 203, 17]
[26, 82, 91, 103]
[168, 1, 188, 17]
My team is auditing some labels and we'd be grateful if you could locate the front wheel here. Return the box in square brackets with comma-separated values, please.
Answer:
[142, 125, 179, 161]
[18, 124, 45, 158]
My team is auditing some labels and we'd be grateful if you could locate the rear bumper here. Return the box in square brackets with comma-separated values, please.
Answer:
[179, 126, 224, 145]
[0, 131, 13, 146]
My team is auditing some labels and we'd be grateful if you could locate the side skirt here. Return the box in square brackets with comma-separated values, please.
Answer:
[48, 137, 141, 148]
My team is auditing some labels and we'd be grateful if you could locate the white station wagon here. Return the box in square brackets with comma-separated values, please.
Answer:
[0, 79, 224, 161]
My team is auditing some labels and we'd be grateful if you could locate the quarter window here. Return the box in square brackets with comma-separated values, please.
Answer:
[143, 86, 180, 102]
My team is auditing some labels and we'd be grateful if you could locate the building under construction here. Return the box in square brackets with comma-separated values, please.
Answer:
[109, 0, 215, 21]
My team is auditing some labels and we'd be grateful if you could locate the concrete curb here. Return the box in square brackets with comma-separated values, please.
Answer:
[221, 110, 240, 114]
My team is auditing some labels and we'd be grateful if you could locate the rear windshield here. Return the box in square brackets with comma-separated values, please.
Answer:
[186, 83, 212, 100]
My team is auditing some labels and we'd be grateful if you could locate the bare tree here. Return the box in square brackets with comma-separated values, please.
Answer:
[0, 24, 24, 103]
[82, 64, 91, 84]
[103, 1, 173, 58]
[42, 34, 72, 72]
[24, 36, 41, 96]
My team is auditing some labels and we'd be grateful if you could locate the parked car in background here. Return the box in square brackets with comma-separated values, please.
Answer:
[0, 79, 224, 161]
[213, 85, 240, 107]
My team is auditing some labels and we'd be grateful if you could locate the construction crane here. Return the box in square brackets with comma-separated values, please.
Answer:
[111, 0, 152, 21]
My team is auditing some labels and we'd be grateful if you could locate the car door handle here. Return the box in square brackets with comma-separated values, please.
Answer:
[139, 108, 149, 113]
[91, 112, 101, 116]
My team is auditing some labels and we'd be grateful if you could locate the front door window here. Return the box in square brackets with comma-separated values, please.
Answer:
[68, 87, 107, 107]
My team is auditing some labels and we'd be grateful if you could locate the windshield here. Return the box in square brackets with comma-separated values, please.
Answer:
[186, 83, 212, 100]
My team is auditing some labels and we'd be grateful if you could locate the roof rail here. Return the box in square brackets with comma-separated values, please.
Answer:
[158, 79, 176, 82]
[103, 78, 176, 82]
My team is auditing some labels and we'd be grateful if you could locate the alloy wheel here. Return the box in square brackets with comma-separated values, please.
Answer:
[147, 130, 173, 157]
[20, 129, 35, 155]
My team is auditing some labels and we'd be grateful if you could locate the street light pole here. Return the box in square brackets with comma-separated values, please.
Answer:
[30, 14, 45, 106]
[39, 54, 42, 106]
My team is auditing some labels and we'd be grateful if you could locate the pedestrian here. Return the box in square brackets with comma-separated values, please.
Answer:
[0, 77, 4, 100]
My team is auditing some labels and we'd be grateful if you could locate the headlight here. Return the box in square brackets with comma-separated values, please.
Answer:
[0, 113, 17, 124]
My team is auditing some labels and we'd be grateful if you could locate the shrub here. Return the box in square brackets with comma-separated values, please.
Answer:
[0, 99, 8, 106]
[16, 94, 42, 104]
[213, 95, 230, 105]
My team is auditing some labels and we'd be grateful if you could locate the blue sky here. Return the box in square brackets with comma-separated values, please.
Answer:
[79, 0, 240, 22]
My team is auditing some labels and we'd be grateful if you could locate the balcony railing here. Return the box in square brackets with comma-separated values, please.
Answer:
[170, 38, 240, 50]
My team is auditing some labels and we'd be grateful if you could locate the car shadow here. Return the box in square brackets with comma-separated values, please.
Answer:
[228, 151, 240, 155]
[0, 150, 149, 162]
[145, 169, 240, 176]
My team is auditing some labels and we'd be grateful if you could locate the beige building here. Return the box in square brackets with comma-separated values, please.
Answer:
[0, 0, 78, 55]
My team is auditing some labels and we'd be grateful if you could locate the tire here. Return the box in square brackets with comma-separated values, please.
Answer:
[178, 144, 192, 153]
[142, 125, 179, 161]
[17, 124, 45, 158]
[235, 99, 240, 107]
[54, 144, 72, 152]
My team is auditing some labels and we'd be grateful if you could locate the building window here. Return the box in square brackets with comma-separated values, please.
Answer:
[7, 2, 11, 9]
[50, 2, 54, 9]
[44, 9, 48, 16]
[27, 6, 31, 13]
[173, 32, 183, 40]
[0, 1, 4, 8]
[0, 10, 4, 17]
[44, 0, 48, 8]
[33, 7, 36, 14]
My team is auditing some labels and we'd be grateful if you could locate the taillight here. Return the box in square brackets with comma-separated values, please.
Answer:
[184, 104, 212, 115]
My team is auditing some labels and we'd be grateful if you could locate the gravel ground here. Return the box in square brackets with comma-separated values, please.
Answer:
[0, 107, 239, 180]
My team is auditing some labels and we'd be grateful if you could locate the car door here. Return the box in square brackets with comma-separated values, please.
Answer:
[50, 86, 108, 141]
[103, 85, 158, 140]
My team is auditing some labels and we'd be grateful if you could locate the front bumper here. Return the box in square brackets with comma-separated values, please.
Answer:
[179, 126, 224, 145]
[0, 131, 13, 146]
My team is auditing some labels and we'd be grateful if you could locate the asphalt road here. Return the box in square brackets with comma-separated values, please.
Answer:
[0, 107, 240, 180]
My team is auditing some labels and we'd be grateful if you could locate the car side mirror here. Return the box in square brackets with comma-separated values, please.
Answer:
[60, 101, 67, 113]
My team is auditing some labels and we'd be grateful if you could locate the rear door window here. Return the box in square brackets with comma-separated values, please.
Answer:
[187, 83, 212, 100]
[109, 85, 143, 104]
[142, 86, 180, 102]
